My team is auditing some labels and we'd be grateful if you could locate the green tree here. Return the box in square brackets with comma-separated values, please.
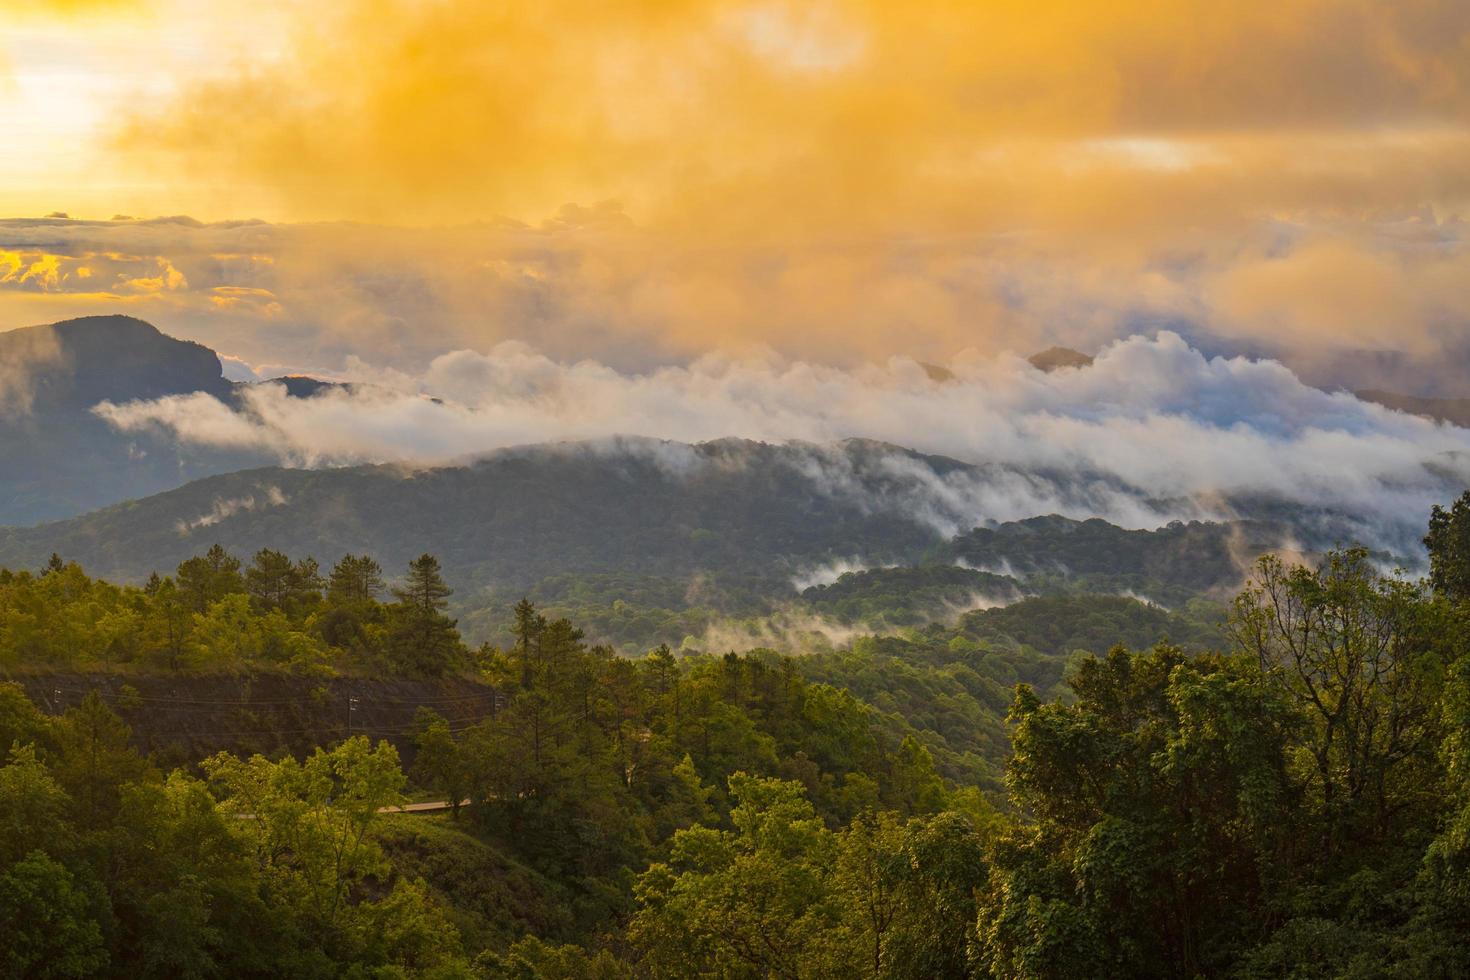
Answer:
[0, 851, 107, 979]
[631, 773, 853, 977]
[0, 745, 72, 868]
[50, 692, 151, 829]
[142, 577, 192, 670]
[1230, 550, 1450, 844]
[327, 554, 385, 605]
[0, 682, 50, 757]
[836, 810, 989, 979]
[175, 544, 244, 614]
[388, 554, 460, 675]
[980, 646, 1299, 978]
[411, 708, 469, 818]
[205, 736, 406, 946]
[1427, 490, 1470, 602]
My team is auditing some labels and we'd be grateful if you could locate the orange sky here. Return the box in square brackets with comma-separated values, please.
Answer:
[1, 0, 1468, 369]
[4, 0, 1465, 226]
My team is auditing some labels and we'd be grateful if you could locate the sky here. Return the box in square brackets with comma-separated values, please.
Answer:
[2, 1, 1470, 549]
[0, 0, 1467, 379]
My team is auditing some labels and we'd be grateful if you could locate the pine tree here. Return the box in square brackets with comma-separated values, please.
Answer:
[176, 544, 244, 613]
[394, 555, 452, 617]
[388, 555, 459, 676]
[246, 549, 295, 609]
[511, 598, 546, 689]
[328, 554, 385, 605]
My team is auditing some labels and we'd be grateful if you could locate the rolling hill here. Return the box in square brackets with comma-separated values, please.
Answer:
[0, 437, 1296, 646]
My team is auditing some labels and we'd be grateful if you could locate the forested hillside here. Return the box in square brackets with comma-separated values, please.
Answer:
[5, 495, 1470, 975]
[0, 448, 1275, 650]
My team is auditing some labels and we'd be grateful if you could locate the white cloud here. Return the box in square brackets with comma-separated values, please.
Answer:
[93, 332, 1470, 556]
[790, 557, 882, 592]
[217, 353, 261, 383]
[175, 484, 288, 534]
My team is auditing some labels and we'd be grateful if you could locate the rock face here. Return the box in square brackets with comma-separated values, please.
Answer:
[1027, 346, 1095, 372]
[0, 315, 262, 526]
[1, 314, 234, 415]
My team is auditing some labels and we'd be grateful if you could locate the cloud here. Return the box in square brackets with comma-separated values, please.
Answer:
[687, 606, 877, 655]
[92, 332, 1470, 555]
[4, 212, 1470, 392]
[174, 484, 287, 534]
[9, 0, 150, 15]
[97, 0, 1470, 229]
[1209, 238, 1470, 355]
[0, 321, 63, 415]
[5, 2, 1469, 383]
[217, 353, 262, 383]
[790, 557, 883, 592]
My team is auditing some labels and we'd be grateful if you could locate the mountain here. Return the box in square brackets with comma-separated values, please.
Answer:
[0, 315, 267, 525]
[942, 514, 1291, 606]
[0, 439, 951, 588]
[0, 314, 343, 525]
[961, 594, 1224, 655]
[0, 437, 1296, 646]
[0, 314, 233, 411]
[1027, 346, 1094, 372]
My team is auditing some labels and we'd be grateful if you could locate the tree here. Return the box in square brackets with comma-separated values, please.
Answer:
[205, 737, 405, 947]
[175, 545, 243, 613]
[318, 555, 385, 653]
[245, 549, 296, 609]
[245, 550, 323, 614]
[327, 554, 385, 606]
[1427, 490, 1470, 602]
[981, 646, 1299, 978]
[511, 598, 546, 689]
[0, 745, 72, 868]
[0, 682, 51, 758]
[836, 810, 989, 979]
[885, 735, 946, 816]
[191, 593, 262, 668]
[0, 851, 107, 979]
[835, 811, 906, 977]
[654, 753, 715, 838]
[50, 692, 151, 829]
[142, 577, 191, 670]
[411, 708, 469, 818]
[630, 774, 853, 977]
[388, 554, 460, 675]
[1230, 550, 1450, 844]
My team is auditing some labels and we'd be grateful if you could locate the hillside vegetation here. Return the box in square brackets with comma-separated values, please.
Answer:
[1, 464, 1268, 650]
[4, 494, 1470, 975]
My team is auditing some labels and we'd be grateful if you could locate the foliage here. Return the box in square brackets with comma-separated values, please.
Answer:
[0, 547, 469, 677]
[3, 500, 1470, 975]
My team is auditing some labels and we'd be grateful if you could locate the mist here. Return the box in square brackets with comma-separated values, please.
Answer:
[89, 331, 1470, 557]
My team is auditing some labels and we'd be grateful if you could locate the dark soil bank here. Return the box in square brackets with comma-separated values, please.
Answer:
[9, 670, 503, 767]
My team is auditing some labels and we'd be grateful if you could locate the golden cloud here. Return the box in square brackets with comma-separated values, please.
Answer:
[114, 0, 1470, 233]
[4, 2, 1469, 381]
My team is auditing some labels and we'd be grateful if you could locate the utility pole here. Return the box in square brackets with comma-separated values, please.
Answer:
[348, 696, 359, 736]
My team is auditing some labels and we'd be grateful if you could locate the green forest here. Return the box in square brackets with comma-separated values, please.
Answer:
[6, 496, 1470, 977]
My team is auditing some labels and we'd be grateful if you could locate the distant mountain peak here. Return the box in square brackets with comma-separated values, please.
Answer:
[0, 314, 254, 525]
[1, 314, 232, 412]
[918, 362, 956, 383]
[1028, 346, 1095, 372]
